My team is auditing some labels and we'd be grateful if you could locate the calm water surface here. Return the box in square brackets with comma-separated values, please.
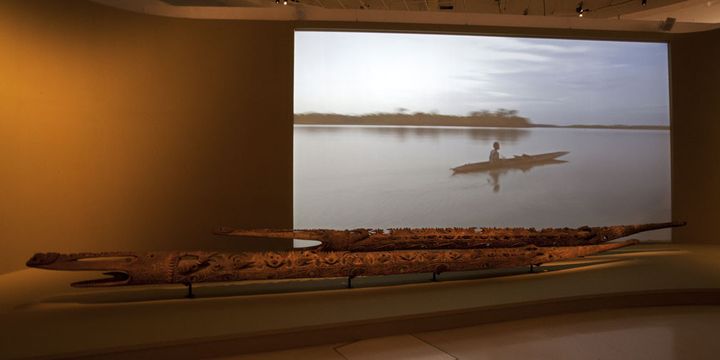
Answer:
[294, 125, 671, 240]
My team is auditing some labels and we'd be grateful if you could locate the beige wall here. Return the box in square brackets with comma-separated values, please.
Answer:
[0, 0, 294, 274]
[0, 0, 717, 274]
[670, 28, 720, 243]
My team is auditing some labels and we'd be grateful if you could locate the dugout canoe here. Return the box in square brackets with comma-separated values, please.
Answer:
[452, 151, 569, 173]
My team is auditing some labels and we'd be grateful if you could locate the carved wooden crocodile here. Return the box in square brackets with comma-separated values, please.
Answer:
[26, 241, 637, 288]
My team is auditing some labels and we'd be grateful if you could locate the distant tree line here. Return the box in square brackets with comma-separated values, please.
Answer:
[295, 109, 531, 128]
[468, 108, 518, 117]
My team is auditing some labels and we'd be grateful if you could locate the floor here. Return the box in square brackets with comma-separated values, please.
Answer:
[226, 306, 720, 360]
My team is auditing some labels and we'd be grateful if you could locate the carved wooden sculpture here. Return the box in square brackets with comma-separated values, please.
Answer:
[26, 241, 637, 288]
[215, 222, 683, 251]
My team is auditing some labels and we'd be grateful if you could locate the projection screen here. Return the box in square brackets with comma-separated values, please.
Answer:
[294, 31, 671, 241]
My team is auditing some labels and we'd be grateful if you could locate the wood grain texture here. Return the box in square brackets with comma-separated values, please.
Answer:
[215, 223, 682, 251]
[26, 240, 638, 287]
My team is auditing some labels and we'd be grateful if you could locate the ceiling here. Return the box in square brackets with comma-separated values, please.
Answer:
[157, 0, 720, 21]
[91, 0, 720, 33]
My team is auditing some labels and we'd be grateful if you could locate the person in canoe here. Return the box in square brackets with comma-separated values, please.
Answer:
[489, 141, 501, 162]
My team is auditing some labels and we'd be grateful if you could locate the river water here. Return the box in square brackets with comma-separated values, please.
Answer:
[294, 125, 672, 240]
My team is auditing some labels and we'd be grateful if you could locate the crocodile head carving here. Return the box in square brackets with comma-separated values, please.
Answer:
[26, 251, 174, 287]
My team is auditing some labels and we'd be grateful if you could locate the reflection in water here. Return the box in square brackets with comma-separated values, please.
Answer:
[297, 124, 531, 142]
[459, 159, 570, 193]
[489, 171, 501, 193]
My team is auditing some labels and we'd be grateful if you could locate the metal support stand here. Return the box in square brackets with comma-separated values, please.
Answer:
[347, 276, 353, 289]
[185, 282, 195, 299]
[529, 264, 535, 273]
[432, 272, 437, 282]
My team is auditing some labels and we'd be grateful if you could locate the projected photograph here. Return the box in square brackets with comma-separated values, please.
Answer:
[294, 31, 671, 240]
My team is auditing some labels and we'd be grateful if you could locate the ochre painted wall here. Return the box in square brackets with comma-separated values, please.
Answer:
[0, 0, 717, 274]
[0, 1, 294, 274]
[670, 28, 720, 243]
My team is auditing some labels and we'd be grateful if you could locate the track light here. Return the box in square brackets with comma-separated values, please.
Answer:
[276, 0, 304, 6]
[576, 2, 590, 17]
[641, 0, 647, 6]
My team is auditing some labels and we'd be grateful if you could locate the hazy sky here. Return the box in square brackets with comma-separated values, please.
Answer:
[294, 31, 669, 126]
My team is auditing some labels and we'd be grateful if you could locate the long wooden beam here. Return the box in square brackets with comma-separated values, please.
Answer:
[215, 222, 684, 251]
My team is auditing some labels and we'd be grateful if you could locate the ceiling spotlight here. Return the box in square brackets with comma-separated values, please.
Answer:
[576, 2, 590, 17]
[283, 0, 287, 4]
[641, 0, 647, 6]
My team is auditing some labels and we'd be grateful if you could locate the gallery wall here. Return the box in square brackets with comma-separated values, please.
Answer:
[669, 28, 720, 243]
[0, 0, 294, 274]
[1, 0, 718, 274]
